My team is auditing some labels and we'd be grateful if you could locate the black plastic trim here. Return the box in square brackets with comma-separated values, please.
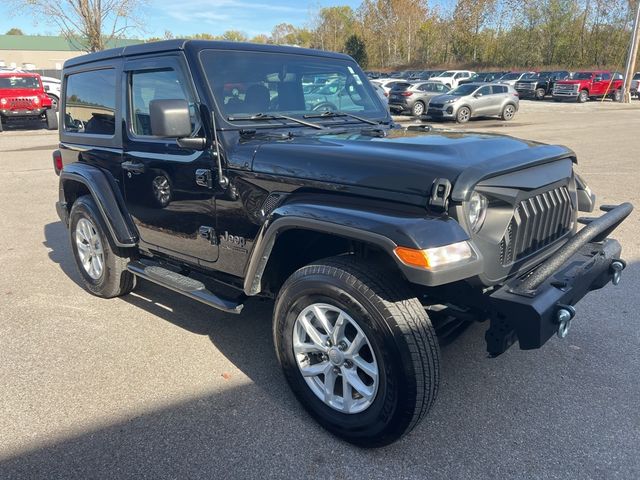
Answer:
[59, 163, 138, 247]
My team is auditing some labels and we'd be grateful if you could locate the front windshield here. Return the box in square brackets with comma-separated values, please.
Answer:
[437, 71, 456, 78]
[522, 73, 538, 79]
[448, 84, 477, 96]
[0, 76, 41, 89]
[633, 73, 640, 80]
[573, 72, 594, 80]
[500, 73, 521, 80]
[200, 50, 385, 123]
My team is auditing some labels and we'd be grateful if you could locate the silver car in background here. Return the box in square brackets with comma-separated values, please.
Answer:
[426, 82, 520, 123]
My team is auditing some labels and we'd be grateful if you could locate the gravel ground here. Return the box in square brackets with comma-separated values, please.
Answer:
[0, 99, 639, 480]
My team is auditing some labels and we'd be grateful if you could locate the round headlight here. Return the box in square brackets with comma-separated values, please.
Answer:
[468, 192, 487, 232]
[0, 98, 7, 106]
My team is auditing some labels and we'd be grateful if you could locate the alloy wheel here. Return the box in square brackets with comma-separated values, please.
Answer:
[152, 175, 171, 207]
[75, 218, 104, 280]
[292, 303, 379, 414]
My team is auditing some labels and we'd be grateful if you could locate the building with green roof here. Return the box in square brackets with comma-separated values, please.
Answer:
[0, 35, 142, 71]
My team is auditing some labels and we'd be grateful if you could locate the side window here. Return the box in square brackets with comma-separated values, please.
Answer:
[130, 68, 198, 137]
[454, 73, 462, 79]
[436, 83, 447, 92]
[477, 86, 492, 96]
[491, 85, 507, 94]
[64, 69, 116, 135]
[601, 72, 611, 81]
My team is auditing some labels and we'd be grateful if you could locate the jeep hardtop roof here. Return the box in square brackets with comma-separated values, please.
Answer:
[64, 39, 354, 69]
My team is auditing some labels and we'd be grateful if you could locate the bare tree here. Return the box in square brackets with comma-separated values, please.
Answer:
[14, 0, 144, 52]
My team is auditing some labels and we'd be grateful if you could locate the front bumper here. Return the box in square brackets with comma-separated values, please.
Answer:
[485, 203, 633, 356]
[1, 108, 45, 118]
[552, 90, 579, 98]
[427, 106, 456, 119]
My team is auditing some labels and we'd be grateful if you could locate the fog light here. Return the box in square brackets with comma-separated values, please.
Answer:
[395, 241, 473, 269]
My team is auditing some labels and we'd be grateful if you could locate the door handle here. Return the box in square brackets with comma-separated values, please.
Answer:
[121, 161, 146, 175]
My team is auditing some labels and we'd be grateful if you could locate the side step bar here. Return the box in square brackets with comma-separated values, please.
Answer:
[127, 261, 244, 314]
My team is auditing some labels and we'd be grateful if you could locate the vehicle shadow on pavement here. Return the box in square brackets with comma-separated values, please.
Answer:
[43, 221, 85, 289]
[27, 224, 640, 479]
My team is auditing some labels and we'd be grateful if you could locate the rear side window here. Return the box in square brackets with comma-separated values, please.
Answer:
[64, 69, 116, 135]
[129, 68, 199, 136]
[491, 85, 507, 94]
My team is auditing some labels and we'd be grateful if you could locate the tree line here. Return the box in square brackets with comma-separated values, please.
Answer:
[154, 0, 638, 70]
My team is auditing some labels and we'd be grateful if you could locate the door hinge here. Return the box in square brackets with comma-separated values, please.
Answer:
[195, 169, 213, 188]
[199, 226, 217, 245]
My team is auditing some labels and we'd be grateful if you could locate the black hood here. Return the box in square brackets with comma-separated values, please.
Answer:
[249, 128, 574, 205]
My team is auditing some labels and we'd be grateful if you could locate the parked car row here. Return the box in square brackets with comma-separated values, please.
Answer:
[369, 68, 638, 124]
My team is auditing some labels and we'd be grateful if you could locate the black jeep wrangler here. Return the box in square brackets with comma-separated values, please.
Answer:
[53, 40, 631, 447]
[515, 70, 571, 100]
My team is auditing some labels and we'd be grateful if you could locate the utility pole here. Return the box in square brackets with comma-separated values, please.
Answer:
[622, 0, 640, 102]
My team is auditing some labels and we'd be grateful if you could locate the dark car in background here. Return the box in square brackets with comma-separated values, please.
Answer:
[388, 80, 450, 116]
[408, 70, 446, 81]
[459, 71, 508, 86]
[515, 71, 571, 100]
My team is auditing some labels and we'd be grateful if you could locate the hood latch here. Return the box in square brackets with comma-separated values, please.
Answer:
[429, 178, 452, 213]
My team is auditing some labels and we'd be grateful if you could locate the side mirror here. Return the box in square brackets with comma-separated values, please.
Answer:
[150, 99, 193, 138]
[474, 93, 483, 98]
[149, 99, 205, 149]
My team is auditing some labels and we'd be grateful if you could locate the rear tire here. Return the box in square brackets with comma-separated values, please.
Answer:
[273, 256, 440, 447]
[612, 89, 622, 102]
[411, 101, 425, 117]
[501, 103, 516, 121]
[69, 195, 136, 298]
[45, 109, 58, 130]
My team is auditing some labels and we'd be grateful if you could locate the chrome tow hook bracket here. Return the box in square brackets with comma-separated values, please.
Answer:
[610, 260, 625, 286]
[555, 304, 576, 339]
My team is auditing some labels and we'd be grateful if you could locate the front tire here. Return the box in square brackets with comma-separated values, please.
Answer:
[69, 195, 136, 298]
[456, 106, 471, 123]
[45, 108, 58, 130]
[535, 88, 546, 100]
[273, 256, 440, 447]
[578, 89, 588, 103]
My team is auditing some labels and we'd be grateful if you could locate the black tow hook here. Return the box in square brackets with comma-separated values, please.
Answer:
[610, 260, 625, 286]
[555, 304, 576, 339]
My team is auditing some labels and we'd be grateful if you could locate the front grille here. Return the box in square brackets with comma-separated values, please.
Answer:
[515, 81, 536, 90]
[499, 186, 573, 265]
[7, 97, 37, 109]
[553, 84, 578, 94]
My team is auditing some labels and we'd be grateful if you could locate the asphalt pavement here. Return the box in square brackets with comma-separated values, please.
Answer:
[0, 100, 639, 479]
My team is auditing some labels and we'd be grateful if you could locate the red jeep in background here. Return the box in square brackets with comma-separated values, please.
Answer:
[0, 72, 58, 132]
[552, 71, 623, 103]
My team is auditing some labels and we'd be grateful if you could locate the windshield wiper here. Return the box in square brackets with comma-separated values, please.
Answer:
[227, 112, 325, 130]
[303, 110, 384, 126]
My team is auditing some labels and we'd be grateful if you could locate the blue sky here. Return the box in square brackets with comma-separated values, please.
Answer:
[0, 0, 364, 39]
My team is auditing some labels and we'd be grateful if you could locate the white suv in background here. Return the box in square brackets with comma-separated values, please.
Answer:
[430, 70, 475, 89]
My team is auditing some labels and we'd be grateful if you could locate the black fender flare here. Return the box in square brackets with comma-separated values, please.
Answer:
[58, 163, 138, 247]
[242, 196, 483, 295]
